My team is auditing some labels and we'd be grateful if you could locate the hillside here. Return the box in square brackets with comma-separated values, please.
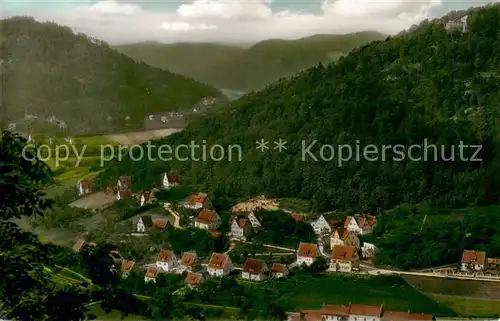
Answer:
[0, 17, 222, 135]
[114, 32, 386, 91]
[97, 6, 500, 213]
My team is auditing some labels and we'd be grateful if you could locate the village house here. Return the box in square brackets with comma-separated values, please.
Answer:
[487, 257, 500, 269]
[72, 238, 85, 252]
[179, 252, 198, 273]
[195, 209, 221, 230]
[271, 263, 289, 278]
[117, 189, 133, 201]
[156, 249, 178, 272]
[184, 192, 209, 210]
[136, 215, 168, 233]
[117, 176, 131, 190]
[344, 215, 377, 235]
[120, 260, 135, 278]
[242, 258, 268, 281]
[144, 266, 160, 282]
[311, 214, 343, 235]
[330, 245, 360, 273]
[184, 272, 203, 288]
[76, 178, 93, 197]
[348, 304, 384, 321]
[229, 217, 253, 240]
[288, 304, 433, 321]
[330, 228, 360, 250]
[445, 15, 468, 33]
[162, 171, 180, 189]
[247, 212, 262, 229]
[207, 253, 234, 277]
[296, 242, 318, 266]
[362, 242, 376, 259]
[139, 190, 155, 207]
[461, 250, 487, 272]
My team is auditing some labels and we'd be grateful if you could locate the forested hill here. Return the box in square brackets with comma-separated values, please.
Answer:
[0, 17, 222, 135]
[97, 6, 500, 213]
[114, 32, 386, 91]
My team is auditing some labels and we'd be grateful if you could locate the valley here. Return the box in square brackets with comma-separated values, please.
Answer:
[2, 3, 500, 321]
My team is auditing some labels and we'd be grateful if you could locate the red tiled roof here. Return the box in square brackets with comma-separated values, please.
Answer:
[344, 215, 377, 230]
[145, 266, 159, 279]
[121, 260, 135, 273]
[243, 258, 267, 274]
[78, 178, 93, 191]
[184, 272, 202, 286]
[291, 213, 305, 222]
[332, 245, 357, 261]
[118, 176, 131, 189]
[196, 209, 218, 224]
[88, 242, 97, 247]
[271, 263, 288, 273]
[209, 231, 221, 238]
[157, 249, 174, 262]
[297, 242, 317, 258]
[164, 171, 180, 184]
[322, 305, 350, 316]
[408, 313, 434, 321]
[208, 253, 229, 269]
[188, 192, 208, 205]
[384, 311, 411, 321]
[461, 250, 486, 265]
[349, 304, 383, 317]
[153, 218, 167, 229]
[180, 252, 197, 267]
[118, 190, 133, 198]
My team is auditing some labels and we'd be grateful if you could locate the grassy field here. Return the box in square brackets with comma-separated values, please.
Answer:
[278, 198, 311, 213]
[403, 275, 500, 299]
[274, 274, 456, 316]
[430, 294, 500, 317]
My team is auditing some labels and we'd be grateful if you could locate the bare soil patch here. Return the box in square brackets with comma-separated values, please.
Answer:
[70, 192, 116, 209]
[107, 128, 182, 145]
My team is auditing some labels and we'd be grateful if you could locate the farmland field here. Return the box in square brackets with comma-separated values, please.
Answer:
[403, 275, 500, 299]
[274, 274, 456, 316]
[430, 294, 500, 317]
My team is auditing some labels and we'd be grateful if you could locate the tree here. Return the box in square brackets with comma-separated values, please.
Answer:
[0, 130, 89, 320]
[310, 256, 329, 274]
[147, 287, 174, 320]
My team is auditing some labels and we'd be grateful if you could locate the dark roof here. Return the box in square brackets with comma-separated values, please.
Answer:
[141, 215, 154, 227]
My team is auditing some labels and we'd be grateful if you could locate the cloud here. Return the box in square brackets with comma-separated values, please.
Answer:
[161, 21, 217, 31]
[177, 0, 273, 20]
[87, 1, 142, 15]
[3, 0, 456, 44]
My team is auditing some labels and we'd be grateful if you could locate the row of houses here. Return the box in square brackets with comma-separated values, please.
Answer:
[296, 242, 361, 273]
[288, 304, 433, 321]
[312, 213, 377, 236]
[141, 252, 289, 287]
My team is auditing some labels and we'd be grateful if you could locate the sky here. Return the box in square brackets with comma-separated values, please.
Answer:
[1, 0, 496, 44]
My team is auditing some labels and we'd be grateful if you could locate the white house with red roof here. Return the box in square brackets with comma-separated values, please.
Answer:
[184, 272, 203, 288]
[242, 258, 268, 281]
[156, 249, 178, 272]
[195, 209, 221, 230]
[271, 263, 289, 278]
[76, 178, 93, 197]
[179, 252, 198, 273]
[344, 215, 377, 235]
[229, 217, 252, 240]
[296, 242, 318, 266]
[330, 245, 360, 273]
[461, 250, 487, 272]
[184, 192, 209, 210]
[162, 172, 180, 189]
[144, 266, 160, 282]
[330, 228, 360, 250]
[207, 253, 234, 277]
